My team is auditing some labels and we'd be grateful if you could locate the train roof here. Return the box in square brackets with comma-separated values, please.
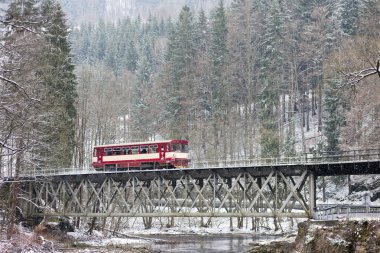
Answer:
[93, 140, 188, 148]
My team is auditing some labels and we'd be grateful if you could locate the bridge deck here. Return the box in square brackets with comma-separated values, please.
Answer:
[11, 159, 380, 183]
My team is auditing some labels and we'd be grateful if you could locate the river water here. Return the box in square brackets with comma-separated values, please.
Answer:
[60, 232, 282, 253]
[131, 233, 279, 253]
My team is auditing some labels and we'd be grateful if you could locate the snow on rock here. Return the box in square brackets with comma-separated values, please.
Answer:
[327, 234, 350, 247]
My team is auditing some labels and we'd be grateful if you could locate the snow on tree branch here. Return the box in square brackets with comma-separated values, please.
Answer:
[0, 74, 40, 102]
[0, 19, 39, 34]
[345, 59, 380, 86]
[17, 196, 49, 210]
[0, 74, 27, 93]
[0, 142, 21, 156]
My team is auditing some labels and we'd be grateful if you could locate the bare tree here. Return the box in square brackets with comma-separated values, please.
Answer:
[344, 59, 380, 86]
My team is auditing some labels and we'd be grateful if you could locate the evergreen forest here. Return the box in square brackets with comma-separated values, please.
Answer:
[1, 0, 380, 172]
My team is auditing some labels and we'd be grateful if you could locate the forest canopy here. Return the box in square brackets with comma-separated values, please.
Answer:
[1, 0, 380, 171]
[69, 0, 380, 166]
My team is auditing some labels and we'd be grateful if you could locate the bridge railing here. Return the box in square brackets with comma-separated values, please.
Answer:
[191, 149, 380, 169]
[19, 167, 93, 177]
[304, 149, 380, 163]
[16, 149, 380, 178]
[315, 204, 380, 220]
[191, 156, 307, 169]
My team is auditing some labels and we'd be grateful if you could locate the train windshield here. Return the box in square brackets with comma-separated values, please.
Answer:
[172, 143, 189, 153]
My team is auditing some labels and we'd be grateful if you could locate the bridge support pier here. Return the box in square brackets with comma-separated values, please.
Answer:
[309, 171, 316, 218]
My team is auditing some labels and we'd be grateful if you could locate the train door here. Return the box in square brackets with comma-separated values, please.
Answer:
[159, 143, 170, 159]
[97, 148, 103, 163]
[159, 143, 165, 160]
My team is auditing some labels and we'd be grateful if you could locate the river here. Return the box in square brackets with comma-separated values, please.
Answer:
[130, 233, 279, 253]
[60, 232, 282, 253]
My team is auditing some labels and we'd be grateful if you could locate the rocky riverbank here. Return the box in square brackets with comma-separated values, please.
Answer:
[0, 224, 155, 253]
[249, 220, 380, 253]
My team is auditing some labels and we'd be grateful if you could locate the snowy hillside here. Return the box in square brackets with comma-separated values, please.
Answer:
[316, 175, 380, 205]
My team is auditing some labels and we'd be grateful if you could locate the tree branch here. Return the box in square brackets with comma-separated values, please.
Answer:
[0, 20, 39, 34]
[344, 59, 380, 86]
[0, 74, 41, 102]
[0, 74, 29, 97]
[17, 196, 49, 210]
[0, 141, 22, 156]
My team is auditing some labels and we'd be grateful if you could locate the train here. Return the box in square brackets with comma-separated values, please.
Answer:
[92, 139, 189, 170]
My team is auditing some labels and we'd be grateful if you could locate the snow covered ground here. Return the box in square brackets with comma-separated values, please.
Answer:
[316, 175, 380, 205]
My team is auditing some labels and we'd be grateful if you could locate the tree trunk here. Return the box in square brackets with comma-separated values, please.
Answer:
[7, 140, 22, 239]
[318, 81, 323, 132]
[300, 98, 307, 153]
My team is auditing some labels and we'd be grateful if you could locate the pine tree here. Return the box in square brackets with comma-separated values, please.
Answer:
[209, 0, 228, 158]
[104, 22, 118, 72]
[209, 1, 228, 79]
[89, 19, 107, 62]
[340, 0, 360, 36]
[189, 9, 212, 158]
[38, 0, 77, 167]
[131, 39, 154, 140]
[5, 0, 40, 31]
[259, 81, 280, 157]
[194, 9, 211, 115]
[126, 40, 138, 72]
[71, 23, 92, 63]
[163, 5, 197, 139]
[324, 79, 344, 152]
[257, 1, 285, 157]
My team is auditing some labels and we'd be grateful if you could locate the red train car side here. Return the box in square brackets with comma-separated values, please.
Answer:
[92, 140, 189, 170]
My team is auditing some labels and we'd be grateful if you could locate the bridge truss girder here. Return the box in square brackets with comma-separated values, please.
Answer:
[27, 170, 315, 219]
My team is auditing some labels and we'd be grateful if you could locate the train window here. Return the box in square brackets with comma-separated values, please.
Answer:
[141, 146, 148, 153]
[93, 148, 97, 157]
[171, 143, 188, 152]
[104, 148, 112, 156]
[122, 147, 130, 155]
[131, 146, 139, 154]
[149, 145, 158, 153]
[172, 144, 181, 152]
[113, 148, 121, 155]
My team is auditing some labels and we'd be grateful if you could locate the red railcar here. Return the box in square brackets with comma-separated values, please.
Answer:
[92, 140, 189, 170]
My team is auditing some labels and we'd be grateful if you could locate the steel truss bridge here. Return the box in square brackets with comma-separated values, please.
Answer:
[9, 150, 380, 227]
